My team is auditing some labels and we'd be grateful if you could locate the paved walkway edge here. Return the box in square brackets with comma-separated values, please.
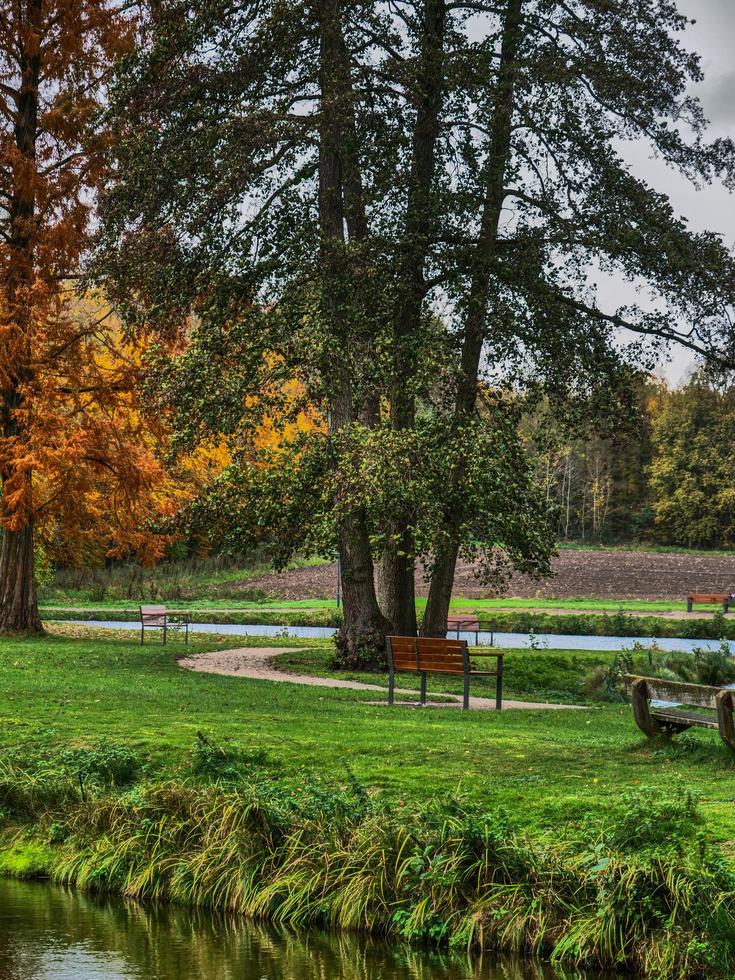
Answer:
[178, 646, 584, 711]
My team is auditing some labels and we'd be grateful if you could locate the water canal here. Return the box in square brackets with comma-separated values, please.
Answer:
[60, 619, 734, 654]
[0, 878, 598, 979]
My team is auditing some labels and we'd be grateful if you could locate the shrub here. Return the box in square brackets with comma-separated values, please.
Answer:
[191, 732, 271, 781]
[59, 741, 140, 787]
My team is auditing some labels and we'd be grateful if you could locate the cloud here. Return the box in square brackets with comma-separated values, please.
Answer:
[697, 70, 735, 126]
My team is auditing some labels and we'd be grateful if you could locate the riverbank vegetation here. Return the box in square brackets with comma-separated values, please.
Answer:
[3, 772, 734, 978]
[1, 629, 735, 976]
[42, 605, 735, 643]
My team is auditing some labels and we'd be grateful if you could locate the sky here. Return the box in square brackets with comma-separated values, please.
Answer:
[609, 0, 735, 383]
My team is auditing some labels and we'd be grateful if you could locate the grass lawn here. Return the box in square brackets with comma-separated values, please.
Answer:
[39, 595, 727, 614]
[2, 626, 735, 847]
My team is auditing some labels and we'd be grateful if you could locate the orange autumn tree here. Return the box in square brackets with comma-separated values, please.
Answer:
[35, 293, 233, 567]
[0, 2, 135, 631]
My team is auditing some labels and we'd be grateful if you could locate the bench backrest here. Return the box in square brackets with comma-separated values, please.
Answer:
[140, 604, 167, 625]
[688, 593, 728, 603]
[388, 636, 468, 674]
[446, 614, 480, 631]
[624, 674, 728, 710]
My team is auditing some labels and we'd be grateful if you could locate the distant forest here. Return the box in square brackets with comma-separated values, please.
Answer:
[526, 374, 735, 549]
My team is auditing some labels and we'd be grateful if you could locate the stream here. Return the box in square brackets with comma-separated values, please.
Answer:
[0, 878, 599, 979]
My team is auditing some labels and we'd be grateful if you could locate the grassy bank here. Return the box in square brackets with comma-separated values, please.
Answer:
[3, 628, 734, 824]
[2, 627, 735, 975]
[2, 772, 734, 978]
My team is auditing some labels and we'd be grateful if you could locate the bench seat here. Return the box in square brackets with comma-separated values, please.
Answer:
[387, 636, 503, 710]
[650, 707, 719, 730]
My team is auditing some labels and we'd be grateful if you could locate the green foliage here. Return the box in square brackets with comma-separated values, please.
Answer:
[583, 649, 634, 703]
[650, 379, 735, 548]
[0, 840, 54, 879]
[59, 741, 140, 788]
[191, 732, 270, 782]
[664, 642, 735, 688]
[42, 554, 280, 604]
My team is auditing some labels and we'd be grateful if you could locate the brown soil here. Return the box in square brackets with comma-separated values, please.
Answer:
[242, 550, 735, 602]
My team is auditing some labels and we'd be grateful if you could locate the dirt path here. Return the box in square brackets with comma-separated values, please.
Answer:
[178, 646, 580, 711]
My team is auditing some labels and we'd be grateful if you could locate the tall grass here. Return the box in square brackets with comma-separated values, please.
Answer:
[2, 764, 733, 978]
[43, 554, 273, 604]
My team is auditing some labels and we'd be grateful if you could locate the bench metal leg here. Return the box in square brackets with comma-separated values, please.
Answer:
[388, 668, 395, 705]
[163, 623, 167, 645]
[496, 659, 503, 711]
[687, 599, 693, 612]
[420, 672, 427, 705]
[140, 624, 144, 645]
[185, 621, 189, 644]
[463, 672, 470, 710]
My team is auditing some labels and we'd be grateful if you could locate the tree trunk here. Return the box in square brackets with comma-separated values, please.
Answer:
[376, 544, 416, 635]
[318, 0, 389, 668]
[0, 0, 42, 634]
[380, 0, 446, 635]
[423, 0, 523, 637]
[0, 519, 41, 633]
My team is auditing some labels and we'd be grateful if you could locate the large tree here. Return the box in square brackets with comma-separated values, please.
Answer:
[98, 0, 735, 655]
[0, 1, 135, 630]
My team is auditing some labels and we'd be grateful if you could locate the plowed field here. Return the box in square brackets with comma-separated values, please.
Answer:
[243, 550, 735, 602]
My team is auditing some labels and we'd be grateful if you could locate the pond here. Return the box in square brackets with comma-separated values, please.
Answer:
[60, 619, 735, 654]
[0, 877, 596, 979]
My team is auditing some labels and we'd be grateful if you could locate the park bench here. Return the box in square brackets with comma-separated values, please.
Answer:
[139, 605, 190, 645]
[686, 592, 732, 613]
[386, 635, 503, 710]
[625, 674, 735, 750]
[446, 613, 481, 644]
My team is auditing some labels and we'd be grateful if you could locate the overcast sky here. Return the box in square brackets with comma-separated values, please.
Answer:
[609, 0, 735, 383]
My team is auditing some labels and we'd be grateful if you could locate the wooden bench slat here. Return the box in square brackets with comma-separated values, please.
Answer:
[626, 675, 724, 710]
[652, 708, 719, 730]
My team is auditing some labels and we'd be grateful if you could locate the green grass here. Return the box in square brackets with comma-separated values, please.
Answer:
[40, 595, 721, 613]
[4, 626, 735, 976]
[1, 626, 735, 845]
[557, 541, 735, 556]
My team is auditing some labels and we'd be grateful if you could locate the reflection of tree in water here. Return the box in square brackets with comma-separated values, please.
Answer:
[0, 879, 584, 980]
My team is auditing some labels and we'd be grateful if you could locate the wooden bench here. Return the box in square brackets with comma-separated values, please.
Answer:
[139, 605, 190, 645]
[625, 674, 735, 750]
[686, 592, 731, 613]
[446, 614, 481, 643]
[386, 635, 503, 710]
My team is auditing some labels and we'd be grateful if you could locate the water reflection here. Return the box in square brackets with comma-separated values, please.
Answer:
[0, 878, 598, 980]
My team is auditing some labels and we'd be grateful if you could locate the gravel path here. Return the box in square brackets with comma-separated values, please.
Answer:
[178, 646, 580, 711]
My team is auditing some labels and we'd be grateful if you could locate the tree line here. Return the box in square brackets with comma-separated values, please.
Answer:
[531, 375, 735, 550]
[1, 2, 734, 664]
